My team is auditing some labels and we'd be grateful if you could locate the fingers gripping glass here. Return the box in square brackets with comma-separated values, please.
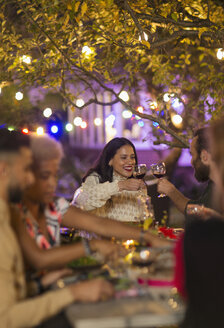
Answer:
[150, 162, 166, 198]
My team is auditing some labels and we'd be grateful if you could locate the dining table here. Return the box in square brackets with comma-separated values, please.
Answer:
[56, 236, 186, 328]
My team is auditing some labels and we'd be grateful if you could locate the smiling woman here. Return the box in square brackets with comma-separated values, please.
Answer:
[72, 137, 147, 222]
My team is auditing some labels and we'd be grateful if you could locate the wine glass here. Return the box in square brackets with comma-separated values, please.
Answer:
[150, 162, 166, 198]
[133, 164, 147, 180]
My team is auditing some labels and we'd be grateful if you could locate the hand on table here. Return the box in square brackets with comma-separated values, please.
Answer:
[69, 278, 115, 303]
[41, 268, 73, 288]
[90, 239, 127, 261]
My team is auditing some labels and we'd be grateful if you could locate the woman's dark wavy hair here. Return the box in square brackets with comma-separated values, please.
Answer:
[83, 137, 138, 183]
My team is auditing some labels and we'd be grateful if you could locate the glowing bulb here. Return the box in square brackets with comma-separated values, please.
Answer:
[51, 125, 58, 134]
[150, 101, 158, 110]
[138, 120, 144, 127]
[36, 127, 44, 135]
[76, 98, 85, 107]
[163, 93, 170, 102]
[65, 123, 73, 132]
[73, 117, 82, 126]
[15, 92, 23, 100]
[8, 127, 14, 131]
[138, 32, 148, 41]
[43, 107, 52, 118]
[22, 128, 29, 134]
[80, 121, 87, 129]
[82, 46, 93, 56]
[21, 55, 31, 64]
[119, 91, 129, 102]
[122, 110, 132, 119]
[172, 114, 183, 126]
[217, 48, 224, 60]
[94, 118, 102, 126]
[105, 114, 115, 127]
[136, 106, 144, 113]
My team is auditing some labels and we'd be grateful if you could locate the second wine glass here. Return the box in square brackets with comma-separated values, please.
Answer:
[150, 162, 166, 198]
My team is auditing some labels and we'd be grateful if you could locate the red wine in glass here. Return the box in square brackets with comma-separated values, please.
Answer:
[133, 164, 147, 180]
[135, 172, 146, 179]
[153, 173, 165, 179]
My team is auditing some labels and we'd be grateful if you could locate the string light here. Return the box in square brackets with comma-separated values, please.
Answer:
[36, 127, 44, 135]
[136, 106, 144, 113]
[82, 46, 93, 57]
[50, 125, 59, 134]
[22, 128, 29, 134]
[8, 127, 15, 131]
[43, 107, 52, 118]
[94, 118, 102, 126]
[80, 121, 87, 129]
[122, 110, 132, 119]
[171, 114, 183, 127]
[217, 48, 224, 60]
[119, 91, 129, 102]
[76, 98, 85, 107]
[21, 55, 31, 64]
[73, 117, 82, 126]
[105, 114, 115, 127]
[65, 123, 73, 132]
[15, 92, 23, 101]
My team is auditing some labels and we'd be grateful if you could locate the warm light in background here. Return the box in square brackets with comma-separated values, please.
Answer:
[136, 106, 144, 113]
[119, 90, 129, 102]
[94, 118, 102, 126]
[149, 101, 158, 110]
[0, 87, 1, 94]
[82, 46, 93, 57]
[21, 55, 31, 64]
[76, 98, 85, 107]
[122, 110, 132, 119]
[80, 121, 87, 129]
[73, 117, 82, 126]
[50, 125, 59, 134]
[172, 114, 183, 127]
[36, 127, 44, 135]
[22, 128, 29, 134]
[138, 32, 148, 41]
[163, 93, 170, 102]
[105, 114, 115, 127]
[8, 127, 14, 131]
[65, 123, 73, 132]
[43, 107, 52, 118]
[217, 48, 224, 60]
[15, 92, 23, 100]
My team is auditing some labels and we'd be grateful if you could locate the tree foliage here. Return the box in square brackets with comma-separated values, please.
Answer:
[0, 0, 224, 147]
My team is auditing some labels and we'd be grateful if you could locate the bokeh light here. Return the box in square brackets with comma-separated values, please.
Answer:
[43, 107, 52, 118]
[119, 91, 129, 102]
[76, 98, 85, 107]
[65, 123, 73, 132]
[73, 117, 82, 126]
[36, 127, 44, 135]
[15, 92, 23, 100]
[94, 118, 102, 126]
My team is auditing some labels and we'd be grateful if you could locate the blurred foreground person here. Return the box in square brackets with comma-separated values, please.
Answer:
[0, 129, 114, 328]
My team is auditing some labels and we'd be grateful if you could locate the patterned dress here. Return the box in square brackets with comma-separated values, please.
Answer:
[22, 198, 69, 249]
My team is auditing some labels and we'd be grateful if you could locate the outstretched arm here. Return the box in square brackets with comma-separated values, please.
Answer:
[157, 179, 189, 214]
[62, 205, 172, 247]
